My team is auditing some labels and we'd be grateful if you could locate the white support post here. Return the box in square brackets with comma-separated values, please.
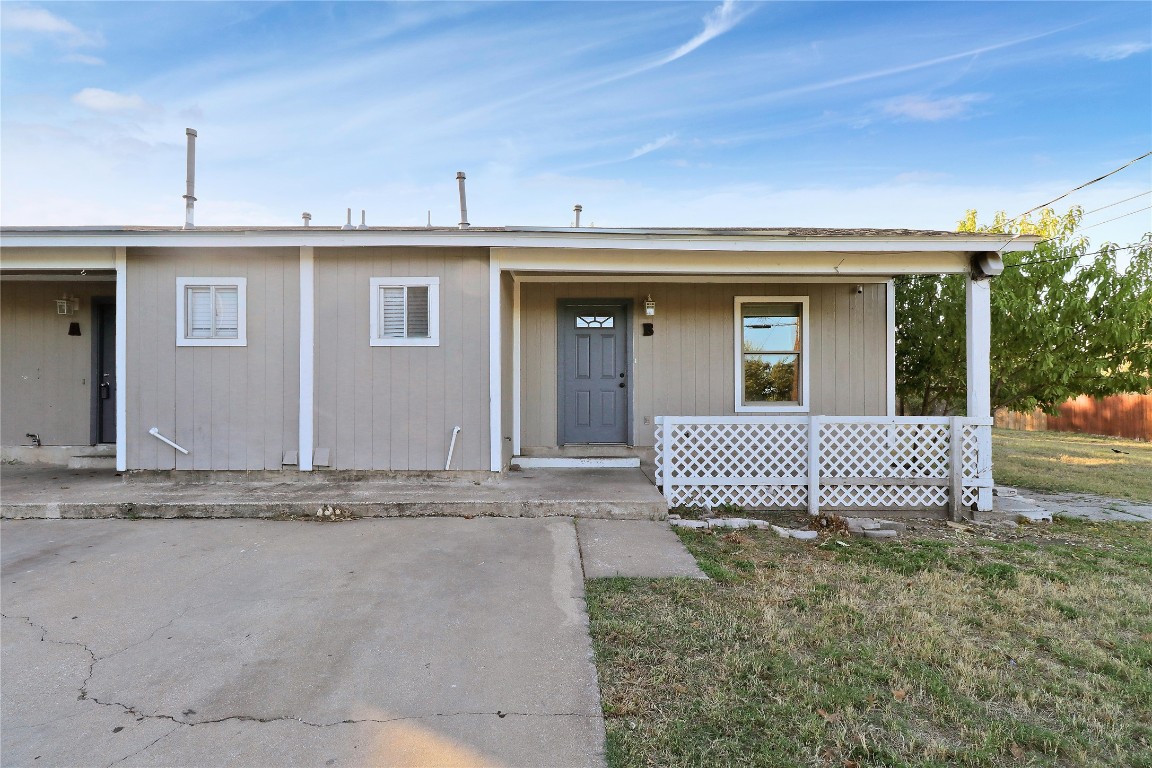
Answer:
[807, 416, 821, 515]
[512, 276, 521, 457]
[886, 279, 897, 416]
[298, 246, 315, 471]
[966, 275, 993, 512]
[949, 415, 964, 520]
[488, 260, 503, 472]
[114, 246, 127, 472]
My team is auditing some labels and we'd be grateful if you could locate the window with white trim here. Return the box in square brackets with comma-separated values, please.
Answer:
[370, 277, 440, 346]
[176, 277, 247, 346]
[734, 296, 809, 413]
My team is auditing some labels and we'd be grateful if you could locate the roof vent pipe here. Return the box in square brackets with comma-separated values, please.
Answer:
[358, 209, 368, 230]
[182, 128, 197, 230]
[341, 208, 354, 230]
[302, 212, 311, 226]
[456, 171, 470, 229]
[573, 204, 582, 228]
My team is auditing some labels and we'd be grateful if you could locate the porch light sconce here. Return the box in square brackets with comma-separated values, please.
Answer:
[68, 322, 81, 337]
[55, 296, 79, 315]
[644, 295, 656, 316]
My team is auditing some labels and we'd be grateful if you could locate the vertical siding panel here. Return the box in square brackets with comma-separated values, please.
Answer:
[155, 255, 176, 470]
[406, 251, 430, 470]
[352, 255, 373, 470]
[850, 285, 866, 415]
[437, 249, 460, 472]
[425, 249, 448, 469]
[333, 254, 355, 468]
[461, 252, 485, 467]
[369, 249, 389, 470]
[245, 256, 265, 469]
[315, 250, 339, 467]
[863, 284, 883, 415]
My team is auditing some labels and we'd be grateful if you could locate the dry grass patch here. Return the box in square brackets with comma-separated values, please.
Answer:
[587, 518, 1152, 767]
[992, 429, 1152, 501]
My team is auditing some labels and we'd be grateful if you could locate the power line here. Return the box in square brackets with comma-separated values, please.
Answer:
[1080, 204, 1152, 230]
[1084, 190, 1151, 216]
[1004, 241, 1144, 269]
[1009, 151, 1152, 222]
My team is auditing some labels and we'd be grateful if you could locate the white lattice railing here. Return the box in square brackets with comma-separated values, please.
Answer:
[654, 415, 993, 518]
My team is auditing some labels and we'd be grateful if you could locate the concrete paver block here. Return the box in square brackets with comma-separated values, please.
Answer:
[577, 520, 707, 580]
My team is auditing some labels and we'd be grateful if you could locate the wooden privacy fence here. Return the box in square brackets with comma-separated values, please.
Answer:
[654, 415, 993, 518]
[995, 394, 1151, 441]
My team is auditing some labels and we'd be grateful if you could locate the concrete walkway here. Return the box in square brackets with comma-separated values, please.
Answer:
[0, 465, 667, 521]
[995, 486, 1152, 522]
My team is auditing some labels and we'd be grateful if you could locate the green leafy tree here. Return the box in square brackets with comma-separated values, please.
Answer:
[896, 208, 1152, 415]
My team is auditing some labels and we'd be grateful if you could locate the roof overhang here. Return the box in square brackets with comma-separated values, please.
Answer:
[0, 226, 1039, 254]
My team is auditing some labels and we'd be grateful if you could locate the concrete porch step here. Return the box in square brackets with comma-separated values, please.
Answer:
[513, 456, 641, 468]
[0, 466, 668, 521]
[67, 455, 117, 470]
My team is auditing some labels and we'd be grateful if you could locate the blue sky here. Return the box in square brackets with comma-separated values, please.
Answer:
[2, 1, 1150, 247]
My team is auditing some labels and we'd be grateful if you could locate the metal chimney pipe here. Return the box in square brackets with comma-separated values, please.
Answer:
[302, 212, 311, 226]
[182, 128, 197, 229]
[456, 171, 470, 229]
[341, 207, 354, 230]
[357, 209, 368, 230]
[573, 204, 582, 228]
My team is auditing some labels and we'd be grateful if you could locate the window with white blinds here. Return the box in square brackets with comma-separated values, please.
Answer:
[176, 277, 247, 346]
[370, 277, 439, 346]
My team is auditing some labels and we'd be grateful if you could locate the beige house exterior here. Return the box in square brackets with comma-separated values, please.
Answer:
[0, 225, 1037, 515]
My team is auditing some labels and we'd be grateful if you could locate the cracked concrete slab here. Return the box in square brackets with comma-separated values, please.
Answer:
[576, 520, 706, 579]
[1, 518, 606, 767]
[994, 486, 1152, 523]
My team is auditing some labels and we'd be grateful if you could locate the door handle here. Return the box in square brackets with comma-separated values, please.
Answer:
[100, 382, 111, 399]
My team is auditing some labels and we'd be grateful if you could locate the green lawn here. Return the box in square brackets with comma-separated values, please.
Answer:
[993, 428, 1152, 501]
[587, 519, 1152, 767]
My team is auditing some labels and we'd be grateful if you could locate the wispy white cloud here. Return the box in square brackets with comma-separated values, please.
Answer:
[654, 0, 750, 67]
[735, 28, 1070, 108]
[72, 88, 151, 113]
[882, 93, 987, 121]
[1084, 42, 1151, 61]
[1, 4, 103, 48]
[595, 0, 754, 87]
[628, 133, 677, 160]
[62, 53, 105, 66]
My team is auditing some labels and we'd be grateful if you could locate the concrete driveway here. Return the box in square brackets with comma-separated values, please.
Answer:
[1, 518, 605, 767]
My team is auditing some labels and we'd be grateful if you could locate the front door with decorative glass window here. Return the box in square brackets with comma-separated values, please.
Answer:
[558, 302, 630, 445]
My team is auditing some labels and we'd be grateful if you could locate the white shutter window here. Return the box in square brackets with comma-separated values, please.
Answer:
[187, 287, 213, 338]
[378, 286, 405, 338]
[370, 277, 439, 346]
[176, 278, 247, 346]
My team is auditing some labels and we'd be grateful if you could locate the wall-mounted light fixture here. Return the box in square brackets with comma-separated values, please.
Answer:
[645, 294, 656, 316]
[55, 295, 79, 315]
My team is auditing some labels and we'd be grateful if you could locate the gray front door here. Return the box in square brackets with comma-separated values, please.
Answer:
[558, 302, 629, 445]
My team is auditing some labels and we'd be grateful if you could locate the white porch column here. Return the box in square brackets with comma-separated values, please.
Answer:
[966, 275, 993, 512]
[115, 246, 127, 472]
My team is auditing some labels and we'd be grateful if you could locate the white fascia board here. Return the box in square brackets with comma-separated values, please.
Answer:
[0, 246, 118, 269]
[0, 229, 1038, 255]
[498, 248, 977, 276]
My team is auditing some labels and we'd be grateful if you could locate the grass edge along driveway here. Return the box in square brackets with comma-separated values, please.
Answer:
[587, 518, 1152, 767]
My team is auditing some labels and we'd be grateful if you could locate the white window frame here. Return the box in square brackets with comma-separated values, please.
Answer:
[370, 277, 440, 347]
[176, 277, 247, 347]
[734, 295, 809, 414]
